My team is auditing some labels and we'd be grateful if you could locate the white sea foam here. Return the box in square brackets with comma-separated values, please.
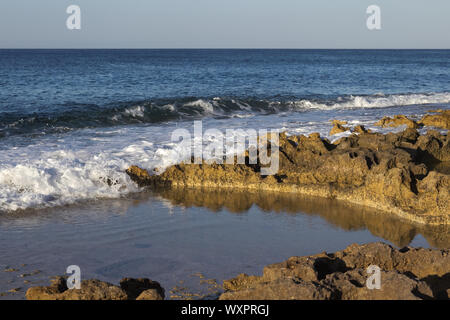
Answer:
[124, 105, 146, 118]
[0, 119, 214, 212]
[183, 99, 214, 114]
[101, 93, 450, 126]
[290, 92, 450, 110]
[0, 151, 135, 211]
[0, 93, 448, 213]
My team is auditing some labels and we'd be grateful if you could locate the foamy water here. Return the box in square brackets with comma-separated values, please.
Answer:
[1, 49, 449, 213]
[289, 92, 450, 110]
[0, 97, 448, 212]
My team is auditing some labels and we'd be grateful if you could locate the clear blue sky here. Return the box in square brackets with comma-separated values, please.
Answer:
[0, 0, 449, 48]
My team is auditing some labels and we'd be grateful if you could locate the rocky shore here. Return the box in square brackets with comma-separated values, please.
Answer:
[127, 110, 450, 225]
[374, 109, 450, 130]
[25, 242, 450, 300]
[23, 111, 449, 301]
[219, 242, 449, 300]
[25, 277, 165, 300]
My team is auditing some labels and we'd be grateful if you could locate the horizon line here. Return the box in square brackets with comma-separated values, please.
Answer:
[1, 48, 449, 50]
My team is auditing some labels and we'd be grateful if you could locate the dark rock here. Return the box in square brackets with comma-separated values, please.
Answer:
[353, 125, 371, 134]
[26, 277, 164, 300]
[120, 277, 165, 300]
[219, 242, 449, 300]
[136, 289, 165, 300]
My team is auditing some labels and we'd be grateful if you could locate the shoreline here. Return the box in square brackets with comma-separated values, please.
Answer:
[2, 110, 449, 301]
[127, 110, 450, 226]
[24, 242, 450, 300]
[3, 187, 446, 300]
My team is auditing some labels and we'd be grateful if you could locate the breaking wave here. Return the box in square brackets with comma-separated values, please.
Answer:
[0, 91, 449, 212]
[1, 92, 449, 139]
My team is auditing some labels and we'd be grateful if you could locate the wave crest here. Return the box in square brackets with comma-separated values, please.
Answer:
[1, 92, 449, 138]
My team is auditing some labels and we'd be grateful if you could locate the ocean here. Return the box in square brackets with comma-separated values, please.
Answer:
[0, 49, 449, 299]
[1, 49, 449, 212]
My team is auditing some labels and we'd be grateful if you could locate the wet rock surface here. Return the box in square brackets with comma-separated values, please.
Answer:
[119, 278, 165, 300]
[127, 114, 450, 225]
[373, 110, 450, 130]
[329, 120, 350, 135]
[420, 109, 450, 130]
[374, 115, 419, 129]
[220, 242, 450, 300]
[25, 277, 164, 300]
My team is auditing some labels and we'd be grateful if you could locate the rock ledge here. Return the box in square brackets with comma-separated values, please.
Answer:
[127, 121, 450, 225]
[220, 242, 450, 300]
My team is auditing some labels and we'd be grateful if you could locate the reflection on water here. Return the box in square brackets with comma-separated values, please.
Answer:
[1, 186, 448, 300]
[0, 187, 448, 249]
[151, 187, 450, 249]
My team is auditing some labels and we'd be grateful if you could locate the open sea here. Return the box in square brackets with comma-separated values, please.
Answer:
[0, 49, 449, 299]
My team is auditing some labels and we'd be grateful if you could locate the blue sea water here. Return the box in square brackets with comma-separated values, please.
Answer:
[1, 50, 449, 299]
[0, 49, 449, 211]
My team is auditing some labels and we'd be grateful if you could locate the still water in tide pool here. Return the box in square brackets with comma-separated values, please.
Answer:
[0, 189, 447, 299]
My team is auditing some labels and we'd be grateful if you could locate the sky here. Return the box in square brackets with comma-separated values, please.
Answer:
[0, 0, 449, 49]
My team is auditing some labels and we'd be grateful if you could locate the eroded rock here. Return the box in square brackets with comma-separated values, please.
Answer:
[127, 126, 450, 225]
[322, 269, 433, 300]
[419, 109, 450, 129]
[220, 278, 334, 300]
[353, 125, 371, 134]
[329, 120, 350, 135]
[219, 242, 449, 300]
[120, 277, 165, 300]
[127, 165, 151, 181]
[136, 289, 165, 300]
[26, 277, 164, 300]
[374, 115, 419, 129]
